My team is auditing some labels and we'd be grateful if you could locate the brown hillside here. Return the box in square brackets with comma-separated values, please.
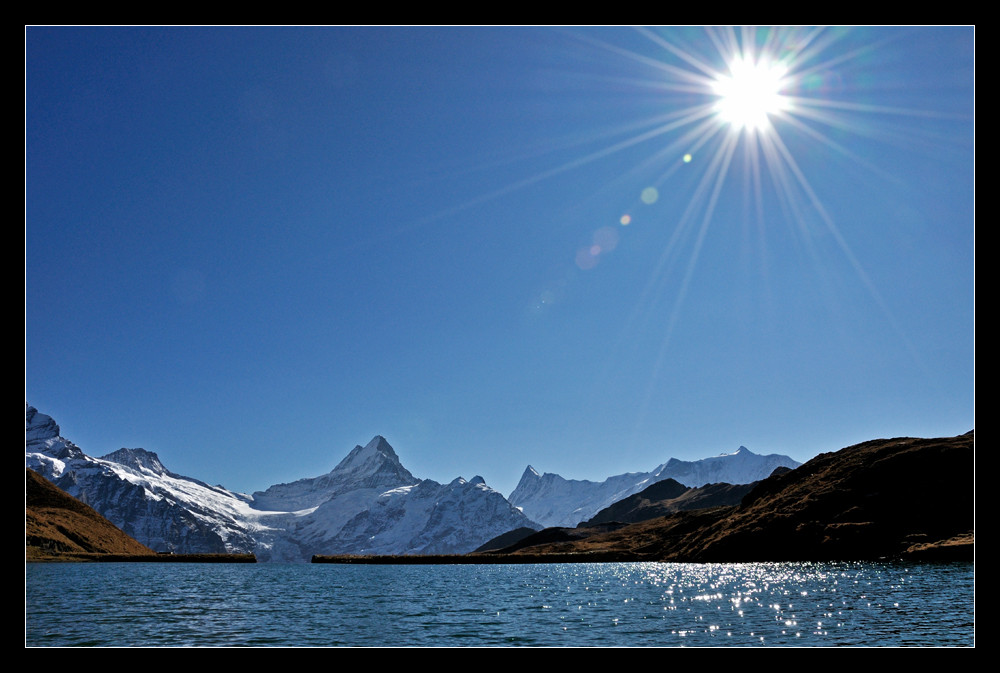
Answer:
[26, 468, 155, 560]
[586, 478, 755, 525]
[505, 432, 974, 562]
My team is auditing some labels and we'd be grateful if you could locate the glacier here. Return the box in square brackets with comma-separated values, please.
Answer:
[25, 405, 538, 562]
[25, 403, 801, 558]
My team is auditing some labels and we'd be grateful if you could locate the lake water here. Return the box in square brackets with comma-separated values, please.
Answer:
[26, 561, 973, 647]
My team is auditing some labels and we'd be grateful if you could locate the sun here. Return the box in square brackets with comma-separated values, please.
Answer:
[711, 55, 790, 132]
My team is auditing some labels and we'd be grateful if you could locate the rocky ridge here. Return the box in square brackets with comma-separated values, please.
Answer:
[509, 446, 800, 527]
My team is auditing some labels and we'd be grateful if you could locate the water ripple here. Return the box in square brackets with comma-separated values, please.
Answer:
[26, 561, 973, 647]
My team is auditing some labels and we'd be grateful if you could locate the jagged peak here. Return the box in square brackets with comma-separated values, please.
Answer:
[366, 435, 398, 460]
[100, 447, 169, 475]
[334, 435, 400, 470]
[25, 404, 85, 461]
[328, 436, 419, 491]
[469, 475, 486, 485]
[25, 404, 60, 441]
[510, 465, 542, 495]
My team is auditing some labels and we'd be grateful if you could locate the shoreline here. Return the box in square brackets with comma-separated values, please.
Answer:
[26, 552, 258, 563]
[311, 552, 636, 564]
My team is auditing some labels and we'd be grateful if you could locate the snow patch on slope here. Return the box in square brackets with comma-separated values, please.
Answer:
[25, 405, 538, 562]
[509, 446, 800, 528]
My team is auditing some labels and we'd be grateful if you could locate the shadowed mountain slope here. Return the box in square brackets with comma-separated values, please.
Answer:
[585, 477, 759, 526]
[497, 432, 974, 561]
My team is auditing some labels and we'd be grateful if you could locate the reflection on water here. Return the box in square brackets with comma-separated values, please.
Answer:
[26, 561, 973, 646]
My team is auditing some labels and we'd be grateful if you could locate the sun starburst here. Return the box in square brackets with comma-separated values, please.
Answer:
[712, 55, 790, 132]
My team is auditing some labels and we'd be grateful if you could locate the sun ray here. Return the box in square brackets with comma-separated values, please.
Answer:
[636, 129, 741, 426]
[763, 122, 928, 371]
[554, 26, 969, 434]
[635, 26, 726, 81]
[572, 28, 718, 88]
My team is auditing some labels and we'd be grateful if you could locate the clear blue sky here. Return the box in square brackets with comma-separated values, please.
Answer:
[26, 27, 974, 497]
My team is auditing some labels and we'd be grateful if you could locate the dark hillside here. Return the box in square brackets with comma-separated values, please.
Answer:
[499, 432, 974, 562]
[586, 478, 755, 525]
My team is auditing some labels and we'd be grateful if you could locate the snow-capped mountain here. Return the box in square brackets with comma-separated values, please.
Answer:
[292, 473, 537, 556]
[25, 405, 263, 554]
[251, 436, 419, 512]
[509, 446, 800, 528]
[506, 467, 661, 529]
[653, 446, 799, 488]
[25, 405, 537, 561]
[253, 435, 539, 557]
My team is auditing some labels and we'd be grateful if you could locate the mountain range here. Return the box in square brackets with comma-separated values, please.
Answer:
[508, 447, 800, 527]
[25, 404, 810, 562]
[485, 432, 974, 561]
[475, 473, 776, 554]
[25, 405, 536, 561]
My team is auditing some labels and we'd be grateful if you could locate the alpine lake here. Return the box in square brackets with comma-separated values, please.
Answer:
[26, 560, 973, 647]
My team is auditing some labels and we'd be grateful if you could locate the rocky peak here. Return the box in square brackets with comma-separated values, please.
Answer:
[330, 435, 416, 490]
[515, 465, 541, 485]
[334, 435, 399, 471]
[25, 405, 60, 444]
[100, 448, 170, 476]
[25, 404, 85, 461]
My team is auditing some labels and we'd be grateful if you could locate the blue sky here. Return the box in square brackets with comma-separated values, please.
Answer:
[26, 27, 974, 497]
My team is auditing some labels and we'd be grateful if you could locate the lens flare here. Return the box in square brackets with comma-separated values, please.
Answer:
[712, 56, 790, 132]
